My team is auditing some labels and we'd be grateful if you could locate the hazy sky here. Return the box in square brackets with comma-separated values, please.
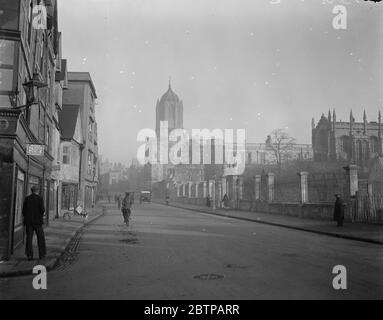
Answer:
[58, 0, 383, 164]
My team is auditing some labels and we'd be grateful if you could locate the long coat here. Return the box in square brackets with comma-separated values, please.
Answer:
[333, 198, 345, 221]
[22, 193, 45, 225]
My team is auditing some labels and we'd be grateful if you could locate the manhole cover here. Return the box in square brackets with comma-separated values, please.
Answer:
[225, 264, 248, 269]
[282, 253, 298, 257]
[119, 238, 139, 244]
[194, 274, 224, 280]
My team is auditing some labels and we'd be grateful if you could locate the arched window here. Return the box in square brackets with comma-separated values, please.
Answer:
[370, 136, 379, 155]
[340, 136, 350, 155]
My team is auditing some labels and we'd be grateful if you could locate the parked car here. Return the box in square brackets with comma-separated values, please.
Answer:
[140, 191, 151, 203]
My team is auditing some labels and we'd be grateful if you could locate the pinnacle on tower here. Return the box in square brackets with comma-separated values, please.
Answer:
[328, 109, 331, 122]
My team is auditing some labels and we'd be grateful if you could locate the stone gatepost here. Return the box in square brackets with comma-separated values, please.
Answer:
[238, 176, 244, 200]
[203, 181, 207, 198]
[183, 183, 186, 197]
[231, 176, 237, 201]
[177, 184, 180, 197]
[267, 173, 275, 202]
[344, 165, 358, 197]
[188, 182, 192, 198]
[218, 181, 222, 207]
[298, 172, 309, 203]
[221, 177, 227, 197]
[255, 175, 261, 200]
[195, 182, 199, 198]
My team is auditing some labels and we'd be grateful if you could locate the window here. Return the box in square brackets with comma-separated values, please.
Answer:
[27, 0, 33, 45]
[45, 125, 51, 152]
[88, 151, 93, 175]
[88, 118, 93, 141]
[93, 156, 97, 177]
[370, 136, 379, 155]
[340, 136, 350, 154]
[62, 146, 70, 164]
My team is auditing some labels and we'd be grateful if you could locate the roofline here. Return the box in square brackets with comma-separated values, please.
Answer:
[67, 72, 97, 98]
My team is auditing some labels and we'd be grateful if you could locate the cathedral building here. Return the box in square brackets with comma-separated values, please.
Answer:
[312, 109, 383, 168]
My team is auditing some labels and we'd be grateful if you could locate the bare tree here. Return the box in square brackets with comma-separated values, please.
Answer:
[265, 129, 296, 173]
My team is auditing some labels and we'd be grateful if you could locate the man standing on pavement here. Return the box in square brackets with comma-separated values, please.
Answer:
[334, 194, 345, 227]
[22, 185, 47, 260]
[121, 192, 132, 226]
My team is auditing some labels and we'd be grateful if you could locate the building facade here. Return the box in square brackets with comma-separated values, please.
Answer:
[312, 110, 383, 167]
[0, 0, 59, 259]
[62, 72, 99, 211]
[59, 104, 83, 213]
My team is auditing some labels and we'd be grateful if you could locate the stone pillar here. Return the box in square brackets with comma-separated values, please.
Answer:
[232, 176, 237, 201]
[344, 165, 358, 197]
[212, 180, 216, 210]
[177, 184, 180, 197]
[218, 181, 222, 207]
[203, 181, 207, 198]
[195, 182, 199, 198]
[221, 177, 227, 197]
[188, 182, 192, 198]
[255, 175, 261, 200]
[267, 173, 275, 202]
[298, 172, 309, 203]
[238, 176, 244, 200]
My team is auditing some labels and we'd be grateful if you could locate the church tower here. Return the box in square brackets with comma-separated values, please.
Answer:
[155, 79, 183, 137]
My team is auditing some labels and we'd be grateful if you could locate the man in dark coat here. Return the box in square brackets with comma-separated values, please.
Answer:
[333, 194, 345, 227]
[22, 185, 47, 260]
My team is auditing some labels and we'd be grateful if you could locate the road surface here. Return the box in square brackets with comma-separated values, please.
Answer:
[1, 203, 382, 299]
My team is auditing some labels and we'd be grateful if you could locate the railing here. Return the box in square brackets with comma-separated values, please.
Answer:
[350, 194, 383, 223]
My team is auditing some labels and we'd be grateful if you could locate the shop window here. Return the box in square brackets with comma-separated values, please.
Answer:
[14, 170, 25, 227]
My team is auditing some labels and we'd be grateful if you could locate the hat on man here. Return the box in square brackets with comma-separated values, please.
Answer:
[31, 185, 39, 193]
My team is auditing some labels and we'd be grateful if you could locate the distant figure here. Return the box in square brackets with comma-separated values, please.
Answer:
[334, 194, 345, 227]
[22, 185, 47, 261]
[206, 196, 211, 207]
[117, 194, 122, 210]
[166, 195, 170, 205]
[121, 192, 132, 226]
[222, 193, 229, 209]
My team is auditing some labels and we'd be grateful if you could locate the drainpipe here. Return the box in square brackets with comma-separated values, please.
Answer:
[78, 142, 84, 211]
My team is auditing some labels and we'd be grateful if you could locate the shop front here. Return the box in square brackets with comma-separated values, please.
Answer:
[0, 109, 53, 260]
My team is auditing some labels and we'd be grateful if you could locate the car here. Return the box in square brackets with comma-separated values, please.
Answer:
[140, 191, 151, 203]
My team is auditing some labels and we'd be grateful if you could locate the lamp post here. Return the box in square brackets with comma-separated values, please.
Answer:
[9, 72, 48, 111]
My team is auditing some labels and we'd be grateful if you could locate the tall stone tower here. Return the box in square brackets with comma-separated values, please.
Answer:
[155, 79, 183, 136]
[152, 80, 184, 183]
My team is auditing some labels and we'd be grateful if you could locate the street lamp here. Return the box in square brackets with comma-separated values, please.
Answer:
[9, 72, 47, 110]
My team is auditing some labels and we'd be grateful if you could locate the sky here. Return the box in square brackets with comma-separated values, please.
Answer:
[58, 0, 383, 165]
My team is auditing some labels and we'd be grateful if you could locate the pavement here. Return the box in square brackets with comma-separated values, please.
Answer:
[0, 203, 108, 278]
[158, 200, 383, 245]
[1, 203, 382, 299]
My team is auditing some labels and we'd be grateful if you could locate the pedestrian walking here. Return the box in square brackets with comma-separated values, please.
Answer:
[22, 185, 47, 260]
[121, 192, 132, 226]
[334, 194, 345, 227]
